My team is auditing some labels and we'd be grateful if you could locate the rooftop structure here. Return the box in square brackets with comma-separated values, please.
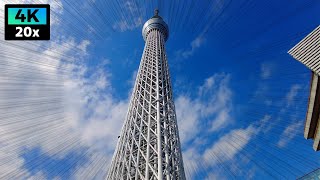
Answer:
[288, 25, 320, 151]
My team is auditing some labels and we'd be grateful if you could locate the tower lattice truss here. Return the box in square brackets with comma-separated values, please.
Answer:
[107, 11, 186, 180]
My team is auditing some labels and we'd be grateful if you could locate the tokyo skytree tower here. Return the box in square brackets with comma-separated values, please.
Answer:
[107, 10, 186, 180]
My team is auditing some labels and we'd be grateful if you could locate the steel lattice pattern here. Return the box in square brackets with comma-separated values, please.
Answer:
[107, 19, 185, 179]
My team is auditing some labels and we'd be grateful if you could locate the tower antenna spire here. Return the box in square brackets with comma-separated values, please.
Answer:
[154, 8, 159, 16]
[107, 10, 184, 180]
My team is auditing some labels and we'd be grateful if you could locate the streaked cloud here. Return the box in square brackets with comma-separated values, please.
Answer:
[203, 125, 255, 167]
[112, 17, 143, 32]
[260, 62, 274, 80]
[0, 0, 125, 178]
[175, 35, 205, 59]
[285, 84, 301, 107]
[277, 120, 303, 148]
[112, 0, 143, 32]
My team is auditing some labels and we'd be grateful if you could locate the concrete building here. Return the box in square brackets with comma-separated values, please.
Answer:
[304, 72, 320, 151]
[288, 26, 320, 76]
[107, 10, 186, 179]
[288, 25, 320, 151]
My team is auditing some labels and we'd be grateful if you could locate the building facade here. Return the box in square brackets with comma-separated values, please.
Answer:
[288, 26, 320, 76]
[107, 10, 186, 179]
[288, 25, 320, 151]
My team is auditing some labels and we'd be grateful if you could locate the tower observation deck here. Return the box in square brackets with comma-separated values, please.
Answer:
[107, 10, 186, 180]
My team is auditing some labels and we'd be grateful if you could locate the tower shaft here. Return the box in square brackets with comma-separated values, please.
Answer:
[107, 13, 185, 180]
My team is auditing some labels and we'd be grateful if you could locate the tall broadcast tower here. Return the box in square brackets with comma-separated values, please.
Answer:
[107, 10, 186, 180]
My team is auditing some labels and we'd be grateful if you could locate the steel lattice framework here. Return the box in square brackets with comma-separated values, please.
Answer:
[107, 10, 186, 180]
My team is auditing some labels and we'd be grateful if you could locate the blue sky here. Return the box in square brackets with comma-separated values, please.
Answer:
[0, 0, 320, 179]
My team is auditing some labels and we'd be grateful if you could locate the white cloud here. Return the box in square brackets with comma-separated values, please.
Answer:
[175, 35, 205, 59]
[112, 1, 143, 32]
[0, 36, 97, 178]
[205, 172, 227, 180]
[286, 84, 301, 107]
[59, 51, 130, 158]
[198, 75, 216, 96]
[209, 109, 231, 132]
[0, 0, 128, 178]
[277, 120, 303, 148]
[200, 73, 233, 132]
[260, 62, 274, 79]
[274, 84, 304, 147]
[192, 35, 205, 49]
[77, 40, 91, 53]
[181, 106, 270, 179]
[203, 125, 255, 167]
[175, 73, 233, 144]
[124, 1, 139, 14]
[182, 123, 257, 179]
[182, 146, 203, 179]
[256, 114, 272, 133]
[175, 73, 236, 179]
[0, 0, 70, 177]
[175, 96, 202, 144]
[113, 17, 143, 32]
[27, 171, 47, 180]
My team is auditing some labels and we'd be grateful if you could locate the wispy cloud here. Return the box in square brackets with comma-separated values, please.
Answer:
[203, 125, 255, 167]
[124, 0, 138, 13]
[285, 84, 301, 107]
[205, 172, 228, 180]
[112, 1, 143, 32]
[277, 120, 303, 148]
[112, 17, 143, 32]
[175, 35, 205, 59]
[260, 62, 274, 80]
[273, 84, 304, 148]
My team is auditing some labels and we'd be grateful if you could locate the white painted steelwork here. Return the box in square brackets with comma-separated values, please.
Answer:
[107, 10, 186, 180]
